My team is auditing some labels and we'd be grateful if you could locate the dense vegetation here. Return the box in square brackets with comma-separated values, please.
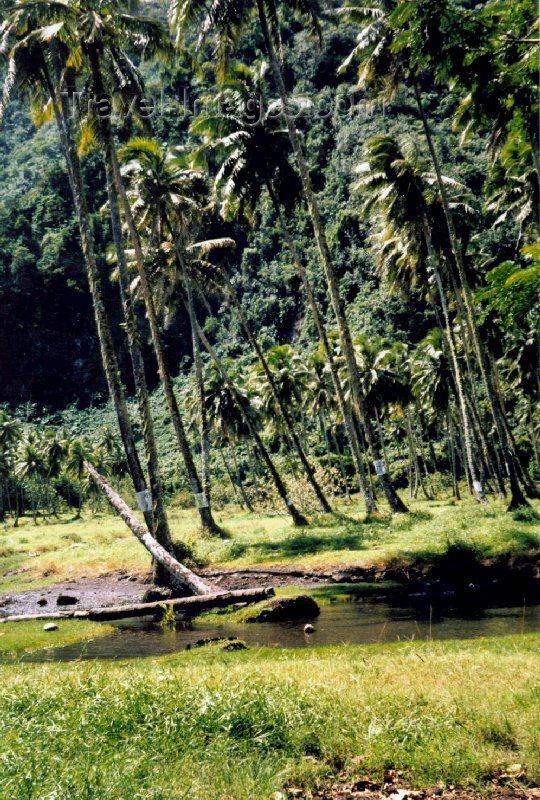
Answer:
[0, 0, 538, 581]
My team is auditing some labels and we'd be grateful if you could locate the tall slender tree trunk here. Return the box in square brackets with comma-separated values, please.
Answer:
[229, 440, 255, 512]
[405, 407, 431, 500]
[266, 184, 376, 514]
[85, 45, 221, 534]
[257, 3, 406, 512]
[105, 168, 175, 584]
[446, 409, 461, 500]
[421, 216, 486, 502]
[42, 62, 153, 534]
[220, 271, 331, 512]
[191, 316, 308, 525]
[414, 83, 528, 510]
[166, 225, 212, 504]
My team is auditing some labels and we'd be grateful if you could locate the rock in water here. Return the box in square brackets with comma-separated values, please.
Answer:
[43, 623, 58, 631]
[304, 623, 315, 634]
[37, 598, 48, 607]
[56, 594, 79, 606]
[248, 595, 320, 622]
[141, 587, 173, 603]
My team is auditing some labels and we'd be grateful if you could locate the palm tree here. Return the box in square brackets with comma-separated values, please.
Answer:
[339, 0, 530, 509]
[0, 1, 156, 534]
[190, 64, 377, 512]
[39, 0, 222, 535]
[171, 0, 406, 513]
[118, 136, 308, 525]
[357, 134, 486, 501]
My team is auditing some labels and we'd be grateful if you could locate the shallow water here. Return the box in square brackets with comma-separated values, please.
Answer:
[20, 595, 540, 662]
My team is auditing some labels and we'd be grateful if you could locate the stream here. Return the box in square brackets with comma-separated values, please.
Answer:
[20, 592, 540, 662]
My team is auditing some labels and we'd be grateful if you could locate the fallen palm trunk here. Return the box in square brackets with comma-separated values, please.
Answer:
[84, 461, 213, 596]
[0, 587, 275, 624]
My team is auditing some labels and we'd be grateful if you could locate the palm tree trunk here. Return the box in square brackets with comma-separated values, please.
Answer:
[218, 445, 242, 507]
[446, 409, 461, 500]
[229, 440, 255, 512]
[220, 270, 331, 512]
[414, 82, 528, 510]
[257, 3, 406, 512]
[166, 225, 212, 505]
[421, 215, 486, 502]
[405, 407, 432, 500]
[85, 462, 213, 595]
[42, 62, 153, 534]
[191, 317, 308, 525]
[265, 183, 376, 513]
[85, 45, 221, 535]
[105, 168, 175, 584]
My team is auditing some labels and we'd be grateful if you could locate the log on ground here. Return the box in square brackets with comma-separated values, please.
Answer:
[0, 587, 275, 624]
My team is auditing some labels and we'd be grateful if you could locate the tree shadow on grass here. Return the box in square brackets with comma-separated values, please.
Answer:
[249, 530, 369, 560]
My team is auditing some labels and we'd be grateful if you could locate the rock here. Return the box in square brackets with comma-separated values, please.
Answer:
[304, 623, 315, 634]
[141, 587, 173, 603]
[43, 623, 58, 631]
[247, 594, 320, 623]
[37, 598, 48, 607]
[0, 596, 12, 607]
[56, 594, 79, 606]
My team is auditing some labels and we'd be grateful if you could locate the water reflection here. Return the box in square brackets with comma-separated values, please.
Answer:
[19, 596, 540, 663]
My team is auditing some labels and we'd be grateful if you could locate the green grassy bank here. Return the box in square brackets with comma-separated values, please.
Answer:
[0, 630, 539, 799]
[1, 496, 539, 592]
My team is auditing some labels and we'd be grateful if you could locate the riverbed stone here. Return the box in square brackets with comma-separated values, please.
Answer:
[56, 594, 79, 606]
[247, 594, 320, 622]
[141, 587, 173, 603]
[37, 597, 48, 606]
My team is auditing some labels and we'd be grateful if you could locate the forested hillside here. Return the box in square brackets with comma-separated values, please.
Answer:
[0, 0, 537, 526]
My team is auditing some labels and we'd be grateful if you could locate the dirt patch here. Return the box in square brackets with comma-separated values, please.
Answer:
[309, 787, 538, 799]
[0, 571, 149, 618]
[202, 552, 540, 598]
[2, 551, 539, 618]
[303, 773, 540, 799]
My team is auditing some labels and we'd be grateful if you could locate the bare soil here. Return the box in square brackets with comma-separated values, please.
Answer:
[1, 551, 539, 618]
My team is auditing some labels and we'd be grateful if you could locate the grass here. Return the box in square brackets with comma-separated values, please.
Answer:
[0, 631, 538, 799]
[0, 619, 113, 660]
[1, 495, 539, 592]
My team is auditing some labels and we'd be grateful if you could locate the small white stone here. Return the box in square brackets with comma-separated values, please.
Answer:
[304, 623, 315, 634]
[43, 623, 58, 631]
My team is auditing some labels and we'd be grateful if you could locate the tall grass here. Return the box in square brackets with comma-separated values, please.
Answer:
[1, 634, 539, 799]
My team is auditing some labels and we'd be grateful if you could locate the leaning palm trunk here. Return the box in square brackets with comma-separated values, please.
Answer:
[167, 225, 213, 503]
[106, 169, 175, 584]
[266, 184, 377, 514]
[42, 64, 153, 534]
[421, 216, 486, 502]
[85, 45, 221, 534]
[85, 462, 213, 595]
[257, 3, 405, 513]
[191, 317, 308, 526]
[218, 270, 332, 513]
[414, 83, 529, 510]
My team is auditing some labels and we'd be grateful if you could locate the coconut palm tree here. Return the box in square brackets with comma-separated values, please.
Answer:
[0, 0, 157, 535]
[118, 138, 308, 525]
[356, 134, 487, 501]
[171, 0, 406, 513]
[339, 0, 530, 509]
[190, 63, 377, 512]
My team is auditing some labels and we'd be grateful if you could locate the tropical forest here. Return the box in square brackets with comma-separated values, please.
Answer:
[0, 0, 539, 797]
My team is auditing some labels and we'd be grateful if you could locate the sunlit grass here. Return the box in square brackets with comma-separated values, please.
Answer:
[0, 494, 539, 592]
[0, 633, 538, 799]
